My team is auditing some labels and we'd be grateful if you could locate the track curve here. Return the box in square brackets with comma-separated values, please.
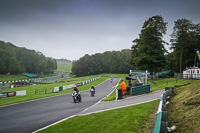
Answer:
[0, 78, 120, 133]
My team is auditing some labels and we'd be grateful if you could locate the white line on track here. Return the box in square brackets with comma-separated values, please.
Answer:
[32, 114, 77, 133]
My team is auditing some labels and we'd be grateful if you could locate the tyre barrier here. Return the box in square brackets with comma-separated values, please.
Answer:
[153, 88, 172, 133]
[117, 89, 123, 100]
[154, 83, 191, 133]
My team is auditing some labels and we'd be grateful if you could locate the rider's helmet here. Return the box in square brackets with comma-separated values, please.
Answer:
[74, 87, 77, 91]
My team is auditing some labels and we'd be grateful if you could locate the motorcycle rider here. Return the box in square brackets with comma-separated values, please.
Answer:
[73, 87, 81, 97]
[90, 85, 95, 94]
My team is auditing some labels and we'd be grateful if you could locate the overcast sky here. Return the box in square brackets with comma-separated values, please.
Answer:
[0, 0, 200, 61]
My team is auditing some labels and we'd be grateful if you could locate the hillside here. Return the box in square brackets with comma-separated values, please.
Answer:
[167, 80, 200, 132]
[56, 61, 72, 73]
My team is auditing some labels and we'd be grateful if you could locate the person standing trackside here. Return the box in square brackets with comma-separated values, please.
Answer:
[118, 80, 126, 95]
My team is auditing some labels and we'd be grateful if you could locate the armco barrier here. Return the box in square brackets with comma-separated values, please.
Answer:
[131, 84, 150, 95]
[153, 88, 172, 133]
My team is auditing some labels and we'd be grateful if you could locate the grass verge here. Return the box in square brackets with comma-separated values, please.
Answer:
[38, 100, 159, 133]
[0, 73, 57, 82]
[148, 78, 194, 91]
[167, 80, 200, 132]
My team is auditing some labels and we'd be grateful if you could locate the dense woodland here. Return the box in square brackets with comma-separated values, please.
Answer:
[72, 15, 200, 76]
[72, 49, 133, 76]
[0, 41, 57, 74]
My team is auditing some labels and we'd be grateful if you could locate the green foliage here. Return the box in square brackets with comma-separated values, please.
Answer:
[0, 40, 57, 74]
[170, 19, 200, 72]
[131, 15, 167, 73]
[56, 61, 72, 73]
[38, 100, 159, 133]
[72, 49, 134, 77]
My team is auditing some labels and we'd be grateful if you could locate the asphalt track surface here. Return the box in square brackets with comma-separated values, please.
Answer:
[0, 78, 120, 133]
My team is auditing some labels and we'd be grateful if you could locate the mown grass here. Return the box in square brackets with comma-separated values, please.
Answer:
[167, 80, 200, 132]
[38, 100, 159, 133]
[0, 74, 28, 82]
[0, 73, 57, 82]
[148, 78, 195, 91]
[57, 61, 72, 73]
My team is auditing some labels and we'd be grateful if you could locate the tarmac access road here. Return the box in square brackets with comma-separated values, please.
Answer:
[0, 78, 120, 133]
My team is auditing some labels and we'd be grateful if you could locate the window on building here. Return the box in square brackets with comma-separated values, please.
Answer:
[198, 70, 199, 74]
[193, 70, 195, 74]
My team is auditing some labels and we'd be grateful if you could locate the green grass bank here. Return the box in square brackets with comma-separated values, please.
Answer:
[167, 80, 200, 132]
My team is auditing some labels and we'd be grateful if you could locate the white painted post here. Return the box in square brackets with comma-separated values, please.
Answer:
[145, 70, 148, 85]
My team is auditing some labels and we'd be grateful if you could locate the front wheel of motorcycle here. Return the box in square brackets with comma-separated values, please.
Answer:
[79, 96, 81, 102]
[73, 97, 76, 103]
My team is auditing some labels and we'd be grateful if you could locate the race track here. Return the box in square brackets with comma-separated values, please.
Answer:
[0, 78, 120, 133]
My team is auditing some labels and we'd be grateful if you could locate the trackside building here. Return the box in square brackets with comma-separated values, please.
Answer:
[183, 67, 200, 79]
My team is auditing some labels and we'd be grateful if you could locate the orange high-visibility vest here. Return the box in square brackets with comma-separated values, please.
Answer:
[119, 81, 126, 90]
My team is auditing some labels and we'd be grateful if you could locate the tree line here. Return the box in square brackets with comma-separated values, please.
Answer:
[72, 49, 133, 77]
[131, 15, 200, 74]
[0, 41, 57, 74]
[72, 15, 200, 77]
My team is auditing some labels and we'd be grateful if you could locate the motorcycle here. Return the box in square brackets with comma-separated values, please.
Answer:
[72, 90, 81, 103]
[90, 88, 95, 96]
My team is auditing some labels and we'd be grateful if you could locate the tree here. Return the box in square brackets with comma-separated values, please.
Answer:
[131, 15, 168, 74]
[0, 40, 57, 74]
[170, 19, 200, 72]
[72, 54, 90, 77]
[71, 49, 133, 76]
